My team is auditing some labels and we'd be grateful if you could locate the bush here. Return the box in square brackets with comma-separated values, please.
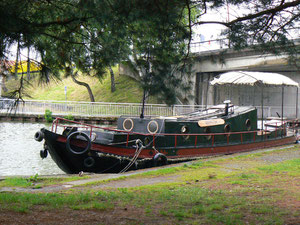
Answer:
[45, 109, 54, 123]
[64, 114, 74, 121]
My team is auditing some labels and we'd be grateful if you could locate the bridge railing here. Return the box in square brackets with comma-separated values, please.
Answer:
[0, 99, 297, 119]
[190, 35, 300, 53]
[0, 99, 206, 117]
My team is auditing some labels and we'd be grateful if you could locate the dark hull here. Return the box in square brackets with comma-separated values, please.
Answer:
[43, 129, 296, 174]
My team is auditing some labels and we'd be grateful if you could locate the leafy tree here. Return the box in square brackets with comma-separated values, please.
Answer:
[124, 1, 192, 105]
[0, 0, 299, 103]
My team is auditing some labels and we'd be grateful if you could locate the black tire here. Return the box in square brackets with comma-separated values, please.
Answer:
[66, 131, 91, 155]
[40, 149, 48, 159]
[153, 153, 168, 167]
[34, 131, 44, 142]
[84, 157, 95, 168]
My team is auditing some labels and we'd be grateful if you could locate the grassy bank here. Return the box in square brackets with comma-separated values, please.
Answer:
[4, 68, 159, 103]
[0, 146, 299, 224]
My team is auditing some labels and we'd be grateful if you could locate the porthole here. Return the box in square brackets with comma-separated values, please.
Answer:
[224, 124, 231, 136]
[147, 120, 159, 134]
[245, 119, 251, 131]
[181, 125, 189, 133]
[123, 118, 134, 131]
[204, 127, 212, 140]
[181, 125, 189, 140]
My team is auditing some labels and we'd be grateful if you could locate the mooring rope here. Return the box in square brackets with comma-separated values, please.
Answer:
[119, 139, 144, 173]
[108, 139, 138, 146]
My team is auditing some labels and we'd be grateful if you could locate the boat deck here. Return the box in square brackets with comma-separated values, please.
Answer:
[178, 105, 254, 121]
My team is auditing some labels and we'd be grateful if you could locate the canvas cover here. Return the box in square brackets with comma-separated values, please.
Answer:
[210, 71, 298, 87]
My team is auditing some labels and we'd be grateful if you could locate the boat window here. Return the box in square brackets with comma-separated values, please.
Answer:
[224, 124, 231, 136]
[147, 120, 159, 134]
[204, 127, 212, 140]
[123, 118, 134, 131]
[245, 119, 251, 131]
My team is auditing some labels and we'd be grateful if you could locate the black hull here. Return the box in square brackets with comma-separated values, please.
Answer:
[42, 128, 296, 174]
[43, 129, 154, 173]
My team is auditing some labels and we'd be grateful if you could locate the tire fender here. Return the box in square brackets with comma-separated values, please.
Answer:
[153, 153, 168, 167]
[40, 149, 48, 159]
[34, 131, 44, 142]
[66, 131, 91, 155]
[84, 157, 95, 168]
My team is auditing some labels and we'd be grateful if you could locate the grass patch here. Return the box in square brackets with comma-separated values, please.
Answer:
[0, 191, 116, 212]
[0, 175, 91, 188]
[5, 67, 159, 103]
[257, 158, 300, 176]
[0, 177, 34, 188]
[232, 145, 298, 160]
[0, 147, 298, 224]
[134, 161, 218, 177]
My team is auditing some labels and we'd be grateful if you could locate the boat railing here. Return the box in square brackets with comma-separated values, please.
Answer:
[52, 117, 297, 148]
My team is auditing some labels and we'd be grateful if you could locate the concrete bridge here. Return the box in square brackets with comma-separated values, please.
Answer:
[121, 39, 300, 118]
[191, 39, 300, 118]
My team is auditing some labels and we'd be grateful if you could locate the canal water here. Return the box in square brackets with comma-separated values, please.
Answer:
[0, 122, 64, 176]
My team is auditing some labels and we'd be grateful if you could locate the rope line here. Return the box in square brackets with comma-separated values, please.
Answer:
[108, 139, 137, 146]
[119, 139, 144, 173]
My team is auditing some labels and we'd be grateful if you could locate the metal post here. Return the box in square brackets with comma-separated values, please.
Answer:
[281, 86, 284, 127]
[296, 87, 298, 119]
[0, 76, 2, 98]
[140, 89, 146, 119]
[261, 85, 264, 132]
[64, 86, 67, 112]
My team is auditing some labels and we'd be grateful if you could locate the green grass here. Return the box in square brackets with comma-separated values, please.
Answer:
[5, 66, 159, 103]
[0, 177, 34, 188]
[0, 184, 292, 224]
[0, 191, 113, 212]
[257, 158, 300, 176]
[0, 175, 91, 188]
[0, 147, 299, 224]
[80, 146, 299, 188]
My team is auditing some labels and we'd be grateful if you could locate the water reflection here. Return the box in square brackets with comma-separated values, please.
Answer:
[0, 122, 64, 176]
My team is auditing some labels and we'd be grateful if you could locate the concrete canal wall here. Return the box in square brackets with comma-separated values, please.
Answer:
[0, 113, 117, 124]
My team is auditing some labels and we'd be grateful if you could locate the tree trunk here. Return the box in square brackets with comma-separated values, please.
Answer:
[70, 72, 95, 102]
[0, 63, 8, 95]
[14, 40, 20, 80]
[109, 66, 116, 93]
[27, 47, 31, 80]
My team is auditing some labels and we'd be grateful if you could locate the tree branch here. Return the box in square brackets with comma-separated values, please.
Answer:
[227, 0, 300, 26]
[193, 0, 300, 28]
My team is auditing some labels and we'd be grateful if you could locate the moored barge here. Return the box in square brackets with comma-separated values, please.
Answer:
[34, 101, 297, 174]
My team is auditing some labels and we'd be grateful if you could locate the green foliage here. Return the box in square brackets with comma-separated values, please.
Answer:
[44, 109, 53, 123]
[28, 174, 39, 182]
[64, 114, 74, 120]
[0, 0, 192, 104]
[1, 0, 299, 104]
